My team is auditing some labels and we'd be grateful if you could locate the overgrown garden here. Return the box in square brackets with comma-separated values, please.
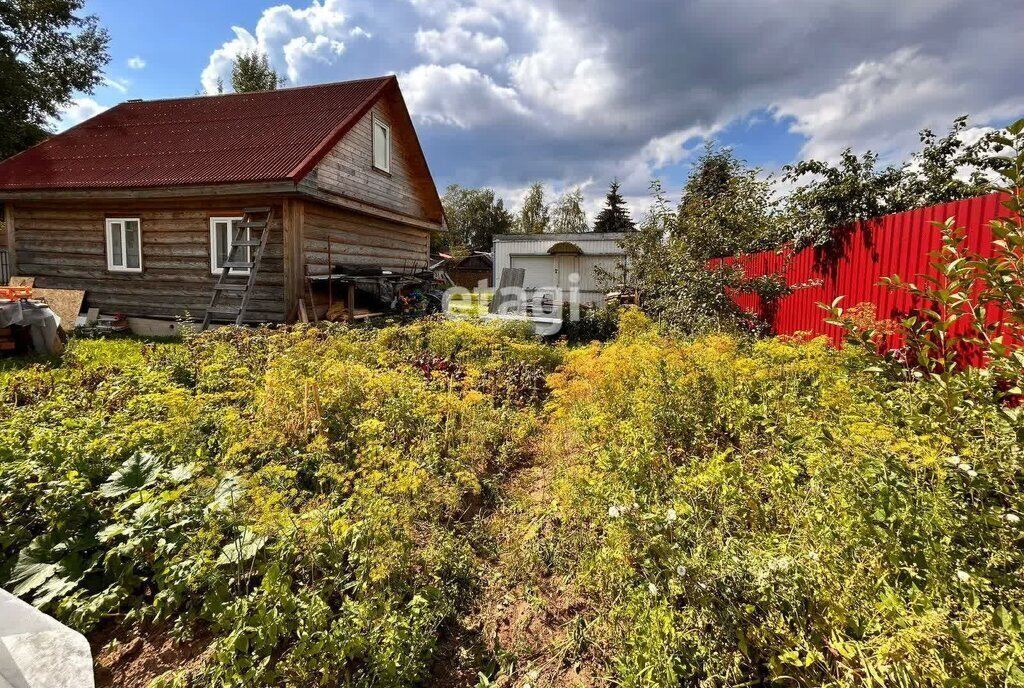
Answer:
[1, 32, 1023, 678]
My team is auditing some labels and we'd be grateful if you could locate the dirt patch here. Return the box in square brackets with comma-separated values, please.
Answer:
[433, 424, 606, 688]
[91, 622, 213, 688]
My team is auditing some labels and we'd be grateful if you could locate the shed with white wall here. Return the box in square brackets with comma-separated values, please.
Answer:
[492, 233, 626, 306]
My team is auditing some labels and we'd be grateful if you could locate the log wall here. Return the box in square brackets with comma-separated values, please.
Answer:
[302, 200, 430, 277]
[11, 198, 286, 323]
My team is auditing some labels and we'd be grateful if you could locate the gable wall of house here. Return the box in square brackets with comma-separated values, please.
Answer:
[307, 92, 438, 223]
[10, 198, 287, 322]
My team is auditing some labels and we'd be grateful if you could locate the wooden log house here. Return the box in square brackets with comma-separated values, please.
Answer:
[0, 76, 444, 324]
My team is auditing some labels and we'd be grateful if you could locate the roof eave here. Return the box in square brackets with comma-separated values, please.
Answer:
[0, 179, 301, 201]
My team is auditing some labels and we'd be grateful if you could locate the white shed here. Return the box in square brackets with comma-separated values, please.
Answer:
[492, 233, 626, 306]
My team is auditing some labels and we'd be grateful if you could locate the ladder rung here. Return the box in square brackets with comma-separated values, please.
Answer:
[243, 207, 271, 214]
[235, 222, 267, 230]
[222, 261, 254, 269]
[206, 308, 240, 317]
[232, 239, 262, 247]
[214, 283, 248, 291]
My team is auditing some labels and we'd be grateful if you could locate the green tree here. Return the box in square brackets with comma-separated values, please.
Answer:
[550, 186, 589, 233]
[439, 184, 514, 252]
[517, 182, 549, 234]
[231, 50, 283, 93]
[677, 143, 785, 259]
[617, 179, 749, 334]
[783, 116, 999, 248]
[0, 0, 110, 160]
[593, 180, 636, 233]
[897, 115, 997, 206]
[784, 149, 910, 248]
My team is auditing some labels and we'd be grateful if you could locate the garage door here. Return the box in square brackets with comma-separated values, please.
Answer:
[510, 255, 554, 290]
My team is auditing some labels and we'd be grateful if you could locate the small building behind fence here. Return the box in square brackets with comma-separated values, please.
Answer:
[492, 233, 626, 307]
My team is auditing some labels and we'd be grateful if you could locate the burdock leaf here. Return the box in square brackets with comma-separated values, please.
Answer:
[100, 452, 162, 498]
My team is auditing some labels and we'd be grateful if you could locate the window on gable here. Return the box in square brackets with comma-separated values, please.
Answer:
[106, 218, 142, 272]
[372, 116, 391, 173]
[210, 217, 248, 275]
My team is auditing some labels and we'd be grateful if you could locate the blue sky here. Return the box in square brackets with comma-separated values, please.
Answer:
[69, 0, 1024, 218]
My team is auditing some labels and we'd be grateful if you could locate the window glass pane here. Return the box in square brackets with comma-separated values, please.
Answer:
[125, 221, 140, 269]
[110, 222, 123, 267]
[215, 222, 228, 268]
[373, 122, 388, 169]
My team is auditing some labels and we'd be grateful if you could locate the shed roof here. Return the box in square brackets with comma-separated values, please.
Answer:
[0, 76, 396, 191]
[492, 232, 628, 241]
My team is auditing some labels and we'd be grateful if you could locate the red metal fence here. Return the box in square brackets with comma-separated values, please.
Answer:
[728, 192, 1012, 345]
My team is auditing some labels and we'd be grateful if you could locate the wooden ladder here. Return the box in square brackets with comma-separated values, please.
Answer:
[200, 207, 273, 330]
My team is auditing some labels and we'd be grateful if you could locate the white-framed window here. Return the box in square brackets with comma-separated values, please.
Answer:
[105, 218, 142, 272]
[210, 217, 248, 275]
[372, 115, 391, 173]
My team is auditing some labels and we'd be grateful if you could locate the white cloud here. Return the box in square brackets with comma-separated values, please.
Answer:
[103, 77, 130, 94]
[504, 3, 618, 122]
[399, 63, 530, 129]
[202, 27, 259, 93]
[638, 125, 716, 170]
[414, 26, 507, 65]
[200, 0, 360, 93]
[127, 56, 146, 70]
[282, 35, 346, 82]
[54, 97, 109, 130]
[447, 5, 501, 30]
[774, 46, 1024, 163]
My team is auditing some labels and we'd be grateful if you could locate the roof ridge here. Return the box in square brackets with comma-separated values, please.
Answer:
[120, 75, 394, 106]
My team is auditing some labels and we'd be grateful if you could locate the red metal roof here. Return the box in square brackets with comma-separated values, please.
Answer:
[0, 76, 394, 191]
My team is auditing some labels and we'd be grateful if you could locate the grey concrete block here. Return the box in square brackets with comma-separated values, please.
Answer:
[0, 589, 94, 688]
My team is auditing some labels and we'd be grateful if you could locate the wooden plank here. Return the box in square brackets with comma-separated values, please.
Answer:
[300, 187, 442, 232]
[0, 182, 298, 202]
[282, 198, 305, 322]
[305, 245, 428, 264]
[304, 206, 431, 243]
[17, 264, 286, 285]
[32, 288, 85, 331]
[303, 214, 430, 244]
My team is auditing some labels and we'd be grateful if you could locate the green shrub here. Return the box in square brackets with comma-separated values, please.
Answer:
[0, 320, 560, 686]
[514, 313, 1024, 686]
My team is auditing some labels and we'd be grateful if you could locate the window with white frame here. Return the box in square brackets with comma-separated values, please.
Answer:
[372, 116, 390, 173]
[210, 217, 248, 275]
[105, 218, 142, 272]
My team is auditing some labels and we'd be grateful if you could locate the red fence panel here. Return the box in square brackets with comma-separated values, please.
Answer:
[727, 192, 1012, 346]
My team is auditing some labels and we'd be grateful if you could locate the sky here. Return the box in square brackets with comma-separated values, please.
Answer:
[66, 0, 1024, 219]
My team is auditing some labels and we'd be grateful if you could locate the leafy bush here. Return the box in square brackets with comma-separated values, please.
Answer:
[498, 310, 1024, 686]
[0, 319, 560, 686]
[560, 303, 621, 344]
[821, 118, 1024, 437]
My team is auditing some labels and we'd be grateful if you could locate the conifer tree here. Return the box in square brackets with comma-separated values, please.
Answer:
[593, 180, 635, 233]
